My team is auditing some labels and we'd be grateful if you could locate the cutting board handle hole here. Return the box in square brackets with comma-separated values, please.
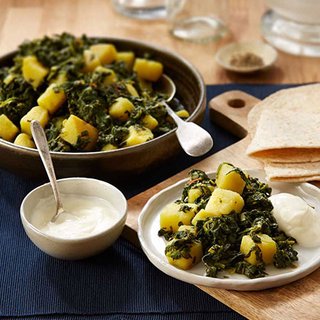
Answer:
[227, 98, 245, 108]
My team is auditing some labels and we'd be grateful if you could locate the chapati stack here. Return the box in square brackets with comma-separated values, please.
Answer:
[246, 83, 320, 182]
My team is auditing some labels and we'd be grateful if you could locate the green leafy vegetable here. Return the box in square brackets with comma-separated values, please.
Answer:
[158, 164, 298, 279]
[0, 33, 184, 151]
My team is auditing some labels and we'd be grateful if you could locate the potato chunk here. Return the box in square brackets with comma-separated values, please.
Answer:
[14, 133, 35, 148]
[37, 84, 66, 114]
[133, 58, 163, 82]
[240, 234, 277, 265]
[188, 188, 203, 203]
[191, 209, 211, 225]
[216, 162, 246, 194]
[22, 56, 49, 89]
[165, 226, 202, 270]
[60, 115, 98, 151]
[94, 66, 117, 86]
[116, 51, 135, 70]
[82, 49, 101, 72]
[20, 106, 49, 136]
[125, 83, 139, 97]
[109, 97, 134, 121]
[205, 188, 244, 217]
[90, 44, 117, 64]
[175, 109, 190, 118]
[141, 114, 158, 130]
[101, 143, 118, 151]
[3, 73, 15, 85]
[125, 125, 153, 147]
[0, 114, 19, 141]
[160, 202, 197, 233]
[49, 72, 67, 85]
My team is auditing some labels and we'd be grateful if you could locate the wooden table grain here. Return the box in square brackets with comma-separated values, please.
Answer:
[1, 1, 320, 319]
[1, 0, 320, 85]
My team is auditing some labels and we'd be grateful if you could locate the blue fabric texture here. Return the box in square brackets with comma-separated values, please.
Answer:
[0, 84, 293, 319]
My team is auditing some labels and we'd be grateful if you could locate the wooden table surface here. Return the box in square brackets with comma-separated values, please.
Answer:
[1, 0, 320, 85]
[1, 1, 320, 319]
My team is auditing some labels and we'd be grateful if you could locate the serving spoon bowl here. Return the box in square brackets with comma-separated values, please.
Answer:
[156, 74, 214, 157]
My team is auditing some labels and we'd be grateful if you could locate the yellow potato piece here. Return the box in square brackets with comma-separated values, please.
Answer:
[3, 74, 15, 85]
[49, 72, 67, 85]
[14, 133, 35, 148]
[240, 234, 277, 265]
[216, 162, 246, 194]
[37, 84, 66, 114]
[22, 56, 49, 89]
[133, 58, 163, 82]
[175, 109, 190, 118]
[101, 143, 118, 151]
[141, 114, 158, 130]
[90, 44, 117, 65]
[60, 115, 98, 151]
[166, 228, 202, 270]
[109, 97, 135, 121]
[188, 188, 203, 203]
[205, 188, 244, 216]
[125, 125, 153, 147]
[191, 209, 212, 225]
[83, 49, 101, 73]
[0, 114, 19, 142]
[126, 83, 139, 97]
[116, 51, 135, 70]
[20, 106, 49, 136]
[160, 202, 197, 233]
[94, 66, 117, 86]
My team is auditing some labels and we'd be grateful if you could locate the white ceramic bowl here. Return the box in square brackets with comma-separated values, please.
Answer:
[20, 178, 127, 260]
[215, 41, 278, 73]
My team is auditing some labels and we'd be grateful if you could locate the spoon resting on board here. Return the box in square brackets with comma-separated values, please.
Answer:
[31, 120, 74, 223]
[154, 74, 214, 157]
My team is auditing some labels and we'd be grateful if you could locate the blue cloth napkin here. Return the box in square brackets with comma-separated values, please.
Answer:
[0, 84, 293, 320]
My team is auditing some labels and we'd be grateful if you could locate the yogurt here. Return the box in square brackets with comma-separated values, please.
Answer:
[31, 194, 119, 239]
[269, 193, 320, 248]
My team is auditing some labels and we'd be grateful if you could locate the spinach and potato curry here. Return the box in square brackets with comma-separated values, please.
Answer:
[0, 33, 189, 152]
[158, 162, 298, 279]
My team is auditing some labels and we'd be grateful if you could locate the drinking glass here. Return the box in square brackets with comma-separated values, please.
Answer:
[261, 0, 320, 57]
[166, 0, 228, 43]
[112, 0, 167, 20]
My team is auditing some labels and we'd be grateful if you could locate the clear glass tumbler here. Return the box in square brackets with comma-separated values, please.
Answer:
[261, 0, 320, 57]
[166, 0, 228, 43]
[112, 0, 167, 20]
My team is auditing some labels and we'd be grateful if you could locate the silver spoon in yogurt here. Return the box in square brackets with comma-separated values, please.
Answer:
[154, 74, 214, 157]
[31, 120, 73, 223]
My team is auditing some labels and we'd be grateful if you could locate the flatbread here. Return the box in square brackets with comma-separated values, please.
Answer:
[246, 109, 320, 162]
[248, 83, 320, 136]
[245, 83, 320, 182]
[264, 161, 320, 182]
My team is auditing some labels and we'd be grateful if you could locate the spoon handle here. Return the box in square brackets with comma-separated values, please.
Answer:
[31, 120, 63, 213]
[162, 101, 185, 125]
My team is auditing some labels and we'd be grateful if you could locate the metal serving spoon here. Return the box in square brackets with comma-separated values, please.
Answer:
[31, 120, 70, 223]
[154, 74, 213, 157]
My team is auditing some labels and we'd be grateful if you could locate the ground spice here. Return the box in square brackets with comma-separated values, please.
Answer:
[230, 52, 264, 68]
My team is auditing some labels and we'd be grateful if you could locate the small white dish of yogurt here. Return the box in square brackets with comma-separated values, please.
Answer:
[20, 177, 127, 260]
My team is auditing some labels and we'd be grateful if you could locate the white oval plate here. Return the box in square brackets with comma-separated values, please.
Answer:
[138, 170, 320, 291]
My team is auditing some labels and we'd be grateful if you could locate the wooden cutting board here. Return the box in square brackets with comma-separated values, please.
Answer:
[123, 91, 320, 320]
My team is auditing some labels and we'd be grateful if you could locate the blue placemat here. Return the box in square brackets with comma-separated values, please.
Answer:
[0, 84, 294, 320]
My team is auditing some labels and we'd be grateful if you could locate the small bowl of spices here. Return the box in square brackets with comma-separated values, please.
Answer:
[215, 41, 278, 73]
